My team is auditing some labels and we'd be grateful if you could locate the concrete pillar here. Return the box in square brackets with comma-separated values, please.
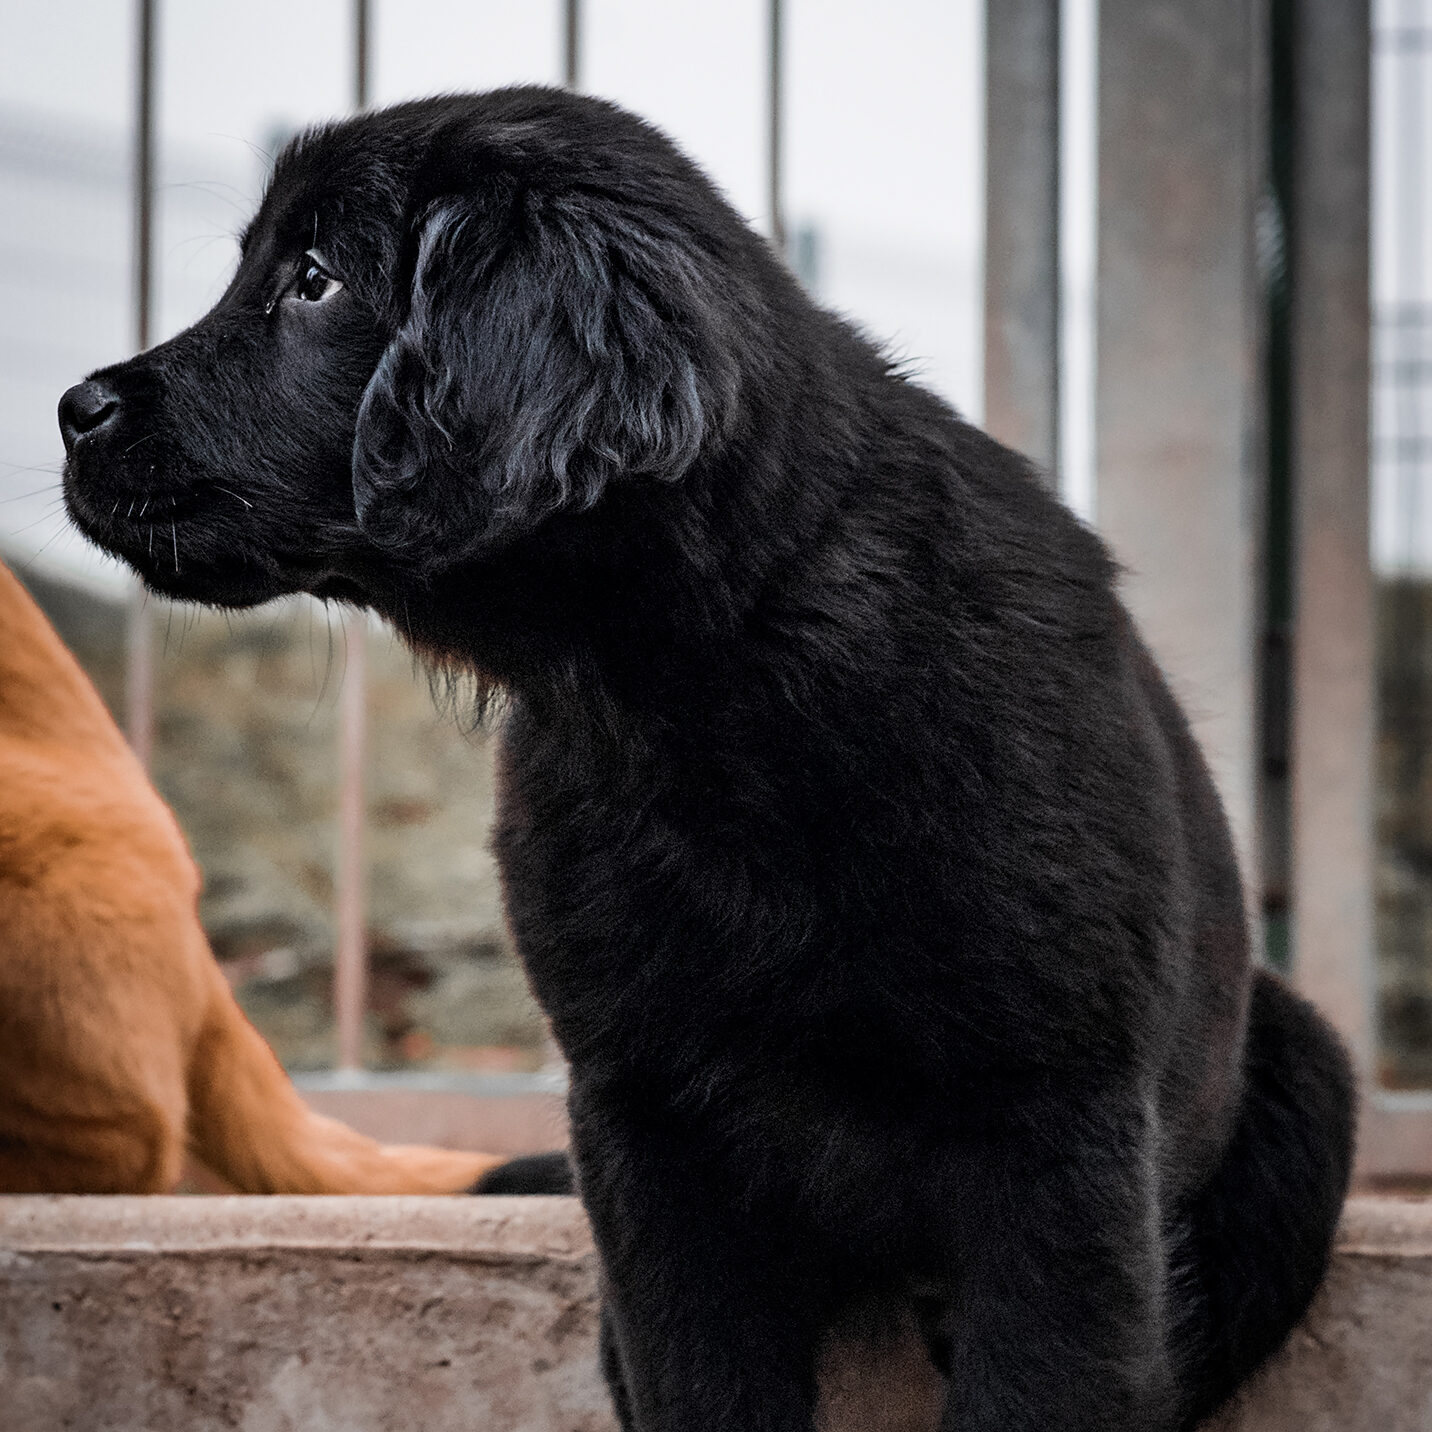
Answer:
[1095, 0, 1267, 895]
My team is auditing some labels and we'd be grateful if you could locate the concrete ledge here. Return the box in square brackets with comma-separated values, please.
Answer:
[0, 1195, 1428, 1431]
[0, 1197, 603, 1432]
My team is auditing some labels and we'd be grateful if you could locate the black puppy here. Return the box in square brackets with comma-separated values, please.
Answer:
[61, 88, 1354, 1431]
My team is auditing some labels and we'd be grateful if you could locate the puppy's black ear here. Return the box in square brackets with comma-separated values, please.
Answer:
[352, 184, 740, 564]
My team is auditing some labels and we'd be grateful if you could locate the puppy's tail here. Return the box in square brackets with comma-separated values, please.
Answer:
[471, 1150, 575, 1195]
[1168, 968, 1355, 1428]
[184, 969, 505, 1194]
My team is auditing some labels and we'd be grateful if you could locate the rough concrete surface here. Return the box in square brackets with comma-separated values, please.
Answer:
[0, 1195, 1428, 1431]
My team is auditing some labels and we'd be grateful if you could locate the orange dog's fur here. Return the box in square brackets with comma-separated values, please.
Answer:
[0, 559, 504, 1193]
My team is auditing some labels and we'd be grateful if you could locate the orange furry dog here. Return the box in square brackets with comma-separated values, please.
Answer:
[0, 558, 505, 1194]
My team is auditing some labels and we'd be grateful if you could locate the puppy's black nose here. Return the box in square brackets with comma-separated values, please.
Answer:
[59, 381, 120, 453]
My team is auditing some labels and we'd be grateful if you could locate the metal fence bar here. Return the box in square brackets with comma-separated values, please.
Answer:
[334, 621, 368, 1072]
[769, 0, 785, 252]
[125, 0, 156, 767]
[565, 0, 581, 91]
[355, 0, 371, 112]
[1094, 0, 1267, 903]
[1287, 0, 1376, 1073]
[334, 0, 373, 1073]
[984, 0, 1060, 479]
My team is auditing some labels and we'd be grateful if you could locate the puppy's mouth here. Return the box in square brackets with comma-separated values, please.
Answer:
[66, 462, 371, 611]
[63, 463, 264, 603]
[67, 482, 203, 531]
[63, 466, 201, 551]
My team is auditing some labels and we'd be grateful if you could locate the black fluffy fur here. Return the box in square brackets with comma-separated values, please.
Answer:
[61, 88, 1355, 1431]
[472, 1150, 576, 1196]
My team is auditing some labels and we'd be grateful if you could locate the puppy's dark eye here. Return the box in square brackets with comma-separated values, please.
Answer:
[290, 252, 342, 304]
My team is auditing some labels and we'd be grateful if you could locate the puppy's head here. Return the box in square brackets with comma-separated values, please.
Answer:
[61, 89, 752, 611]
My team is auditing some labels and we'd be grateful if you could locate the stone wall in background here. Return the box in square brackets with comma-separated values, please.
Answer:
[17, 565, 547, 1073]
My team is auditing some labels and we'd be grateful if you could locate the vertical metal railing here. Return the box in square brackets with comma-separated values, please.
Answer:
[333, 0, 373, 1073]
[565, 0, 581, 91]
[768, 0, 785, 253]
[126, 0, 156, 768]
[984, 0, 1061, 481]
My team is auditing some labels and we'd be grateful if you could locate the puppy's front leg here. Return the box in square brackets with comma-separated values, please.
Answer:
[574, 1110, 821, 1432]
[598, 1302, 636, 1431]
[931, 1112, 1177, 1432]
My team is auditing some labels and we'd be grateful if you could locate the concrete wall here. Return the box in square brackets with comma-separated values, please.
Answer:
[1, 1196, 1428, 1431]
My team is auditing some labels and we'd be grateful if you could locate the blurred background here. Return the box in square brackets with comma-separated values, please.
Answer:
[0, 0, 1427, 1181]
